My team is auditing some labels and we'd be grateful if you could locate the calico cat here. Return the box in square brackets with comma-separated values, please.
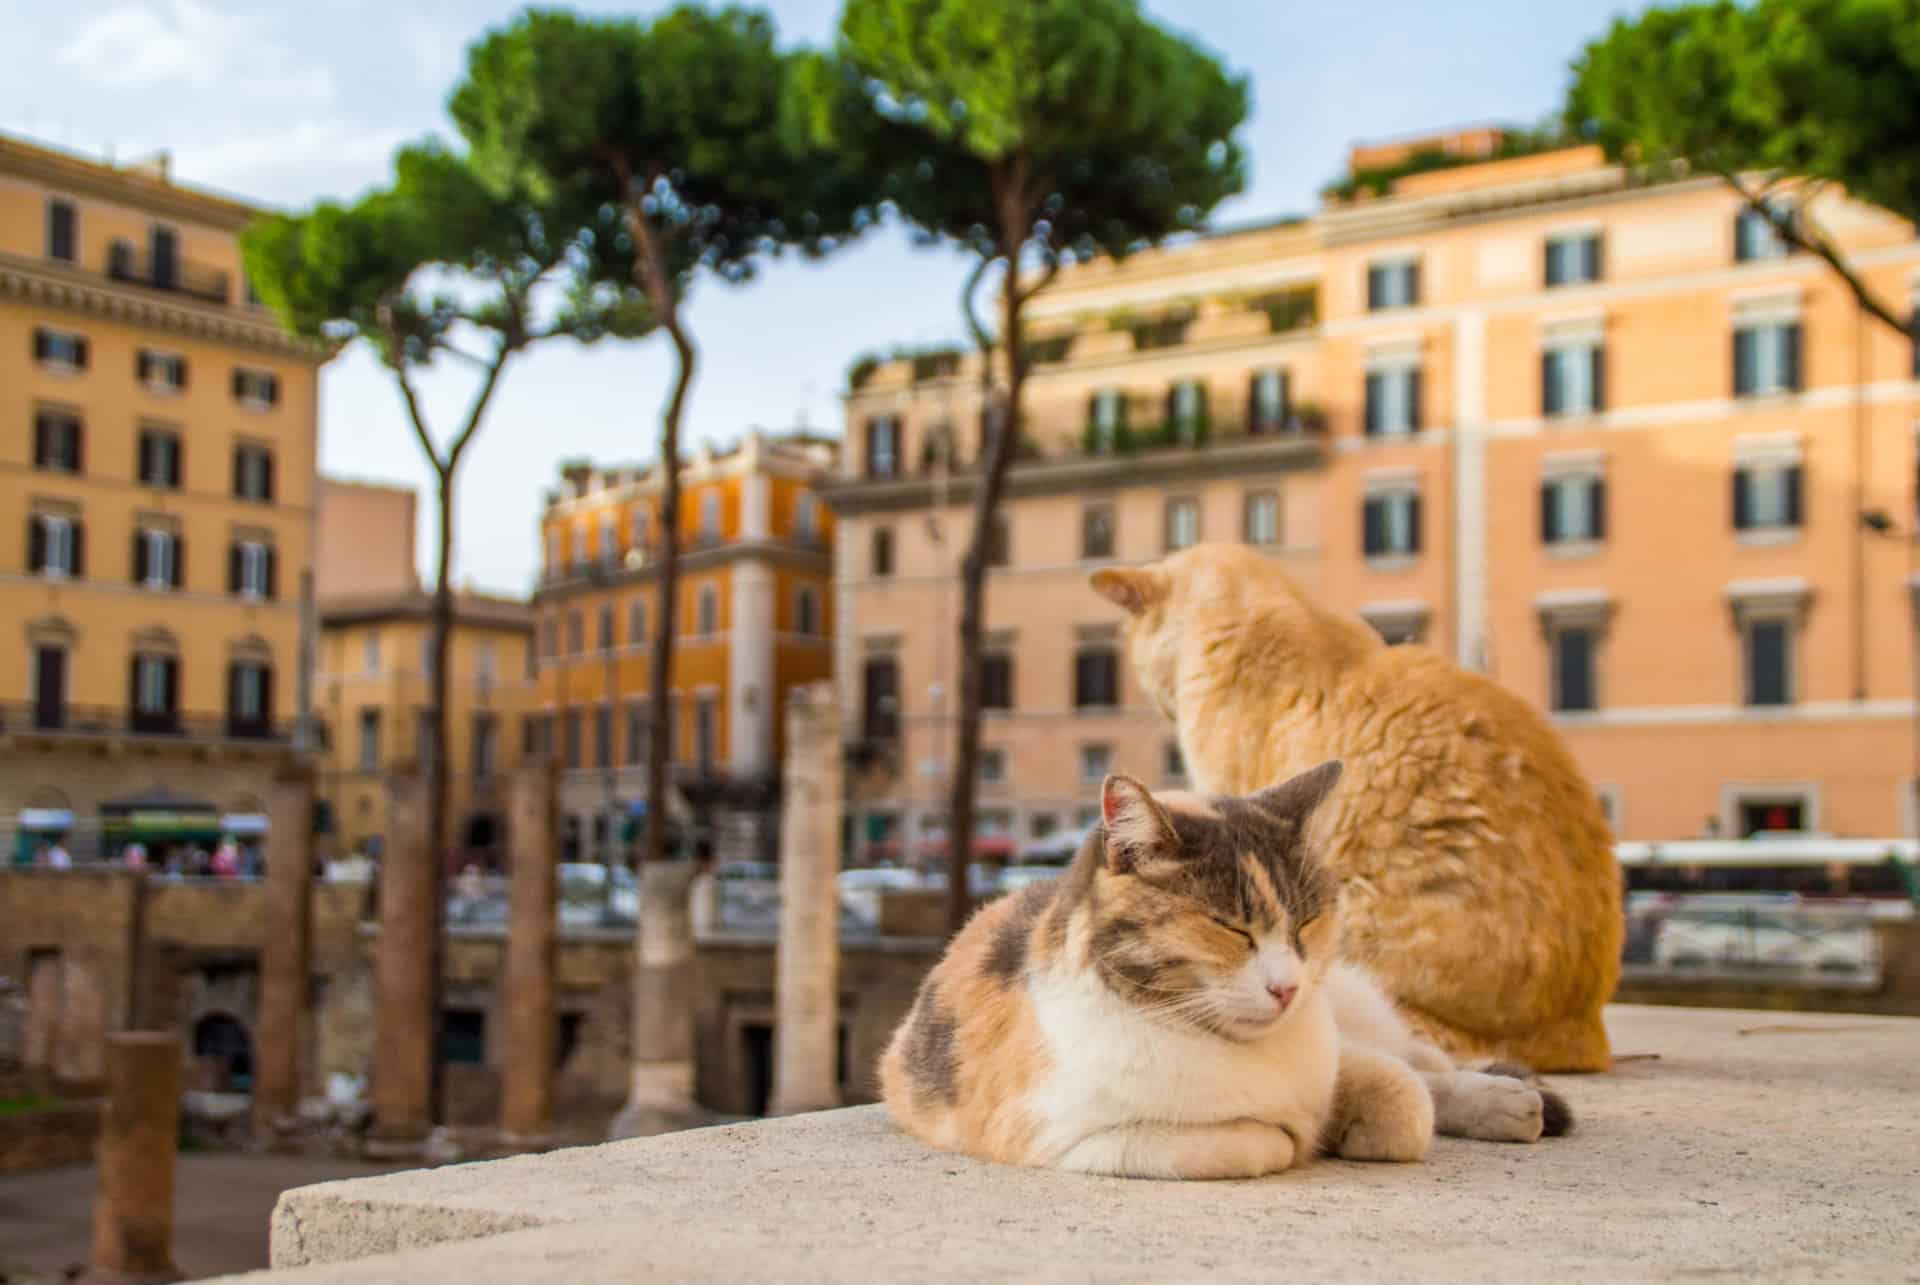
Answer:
[1090, 544, 1622, 1073]
[881, 763, 1568, 1179]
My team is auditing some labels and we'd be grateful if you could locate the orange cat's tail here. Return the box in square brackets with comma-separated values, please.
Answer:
[1404, 1008, 1614, 1075]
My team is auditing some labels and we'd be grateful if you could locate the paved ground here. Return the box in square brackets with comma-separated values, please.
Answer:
[229, 1006, 1920, 1284]
[0, 1153, 405, 1281]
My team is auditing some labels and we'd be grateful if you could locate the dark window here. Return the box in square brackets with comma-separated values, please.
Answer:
[233, 444, 274, 501]
[1541, 343, 1605, 417]
[981, 654, 1014, 711]
[541, 617, 558, 660]
[129, 653, 180, 733]
[1745, 619, 1792, 707]
[862, 657, 899, 741]
[33, 645, 67, 731]
[1540, 475, 1607, 545]
[1244, 491, 1281, 546]
[1738, 798, 1805, 837]
[1733, 323, 1802, 396]
[473, 714, 497, 779]
[138, 428, 182, 488]
[46, 199, 76, 262]
[696, 586, 719, 635]
[1165, 381, 1207, 443]
[442, 1009, 486, 1064]
[1074, 648, 1119, 709]
[231, 368, 281, 407]
[229, 540, 276, 599]
[32, 327, 88, 369]
[1551, 627, 1597, 712]
[1164, 498, 1199, 552]
[1163, 740, 1186, 781]
[566, 611, 583, 654]
[33, 411, 82, 472]
[865, 415, 900, 478]
[987, 513, 1010, 567]
[1366, 260, 1419, 311]
[137, 349, 187, 391]
[694, 696, 717, 770]
[150, 226, 179, 290]
[563, 709, 582, 769]
[1362, 491, 1422, 558]
[1249, 369, 1290, 433]
[1363, 367, 1422, 436]
[626, 702, 649, 763]
[27, 512, 83, 577]
[226, 661, 273, 737]
[1732, 463, 1803, 532]
[598, 604, 615, 651]
[1087, 389, 1127, 450]
[359, 709, 381, 770]
[796, 587, 820, 636]
[1082, 505, 1115, 560]
[132, 527, 183, 588]
[594, 704, 613, 768]
[871, 526, 894, 577]
[1734, 205, 1790, 263]
[1544, 233, 1603, 287]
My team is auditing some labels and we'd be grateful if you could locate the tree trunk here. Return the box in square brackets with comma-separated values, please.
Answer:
[944, 253, 1031, 937]
[425, 469, 455, 1124]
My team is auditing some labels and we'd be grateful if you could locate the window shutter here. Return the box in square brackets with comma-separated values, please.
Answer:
[171, 534, 184, 588]
[1732, 468, 1753, 530]
[33, 414, 48, 467]
[69, 522, 83, 577]
[138, 433, 153, 484]
[1587, 235, 1604, 282]
[1366, 266, 1382, 310]
[28, 516, 45, 572]
[1733, 328, 1756, 396]
[1364, 373, 1382, 435]
[265, 547, 278, 600]
[1735, 211, 1752, 263]
[1540, 483, 1558, 544]
[1784, 323, 1803, 391]
[267, 375, 279, 407]
[1086, 392, 1100, 438]
[1590, 477, 1608, 541]
[33, 329, 49, 362]
[164, 658, 179, 714]
[229, 544, 242, 593]
[70, 420, 82, 474]
[1541, 350, 1560, 417]
[133, 530, 148, 583]
[129, 656, 142, 714]
[1247, 374, 1263, 431]
[1164, 386, 1178, 426]
[1408, 368, 1424, 432]
[137, 351, 150, 384]
[1590, 345, 1606, 413]
[169, 438, 182, 488]
[1363, 497, 1384, 556]
[232, 370, 244, 400]
[1543, 240, 1559, 287]
[1785, 465, 1804, 527]
[1406, 261, 1421, 306]
[176, 358, 188, 391]
[261, 664, 274, 725]
[233, 449, 244, 497]
[1408, 493, 1424, 554]
[263, 452, 275, 502]
[75, 337, 88, 369]
[227, 663, 241, 721]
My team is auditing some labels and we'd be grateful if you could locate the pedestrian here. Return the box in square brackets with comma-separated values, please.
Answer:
[123, 841, 148, 870]
[46, 839, 71, 869]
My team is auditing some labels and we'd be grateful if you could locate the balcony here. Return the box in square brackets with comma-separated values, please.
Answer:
[106, 240, 232, 306]
[0, 701, 291, 748]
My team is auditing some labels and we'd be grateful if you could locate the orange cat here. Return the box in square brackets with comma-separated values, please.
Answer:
[1091, 544, 1621, 1072]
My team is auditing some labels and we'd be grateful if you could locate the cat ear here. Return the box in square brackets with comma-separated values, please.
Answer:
[1090, 566, 1169, 615]
[1100, 773, 1179, 873]
[1250, 760, 1344, 823]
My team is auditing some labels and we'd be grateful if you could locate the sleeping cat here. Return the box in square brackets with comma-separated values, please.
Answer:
[1090, 544, 1622, 1073]
[881, 763, 1569, 1179]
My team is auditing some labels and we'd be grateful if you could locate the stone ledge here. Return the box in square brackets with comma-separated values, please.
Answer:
[216, 1006, 1920, 1283]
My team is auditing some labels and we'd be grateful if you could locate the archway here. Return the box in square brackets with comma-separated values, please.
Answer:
[192, 1012, 254, 1093]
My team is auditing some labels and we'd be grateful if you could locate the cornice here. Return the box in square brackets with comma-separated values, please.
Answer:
[0, 135, 260, 230]
[531, 538, 833, 602]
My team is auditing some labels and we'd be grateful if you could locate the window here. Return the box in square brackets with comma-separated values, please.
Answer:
[599, 512, 618, 567]
[546, 528, 562, 575]
[629, 503, 651, 551]
[233, 444, 274, 501]
[1163, 740, 1186, 782]
[363, 632, 381, 674]
[981, 654, 1013, 711]
[1363, 364, 1422, 436]
[1736, 795, 1807, 837]
[33, 411, 82, 473]
[1551, 627, 1597, 712]
[1733, 460, 1804, 533]
[1088, 389, 1127, 450]
[1029, 812, 1059, 840]
[1074, 647, 1119, 709]
[594, 704, 613, 768]
[442, 1009, 486, 1065]
[1079, 743, 1114, 784]
[696, 585, 719, 636]
[32, 645, 67, 730]
[626, 701, 650, 763]
[871, 526, 895, 577]
[138, 428, 181, 488]
[1366, 259, 1420, 311]
[231, 541, 274, 599]
[137, 350, 187, 392]
[1249, 369, 1289, 433]
[46, 199, 76, 262]
[562, 710, 582, 769]
[1733, 321, 1802, 397]
[1542, 340, 1604, 417]
[231, 368, 280, 408]
[150, 226, 179, 289]
[476, 641, 496, 682]
[133, 527, 182, 589]
[566, 611, 583, 654]
[228, 662, 272, 735]
[865, 415, 901, 478]
[28, 513, 81, 578]
[1081, 504, 1115, 560]
[473, 715, 497, 780]
[1541, 473, 1607, 546]
[1362, 489, 1422, 559]
[1544, 232, 1602, 287]
[33, 328, 88, 370]
[862, 656, 900, 741]
[571, 525, 589, 571]
[795, 493, 820, 543]
[627, 599, 648, 647]
[978, 748, 1007, 785]
[131, 653, 178, 730]
[1166, 381, 1207, 444]
[1243, 491, 1280, 547]
[1744, 618, 1793, 707]
[699, 491, 722, 542]
[694, 695, 718, 770]
[1164, 497, 1200, 552]
[795, 586, 820, 637]
[987, 513, 1010, 567]
[1363, 606, 1428, 646]
[598, 604, 615, 651]
[1734, 203, 1790, 263]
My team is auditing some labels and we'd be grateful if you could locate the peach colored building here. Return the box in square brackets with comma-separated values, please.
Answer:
[315, 478, 418, 600]
[827, 135, 1920, 855]
[532, 430, 837, 860]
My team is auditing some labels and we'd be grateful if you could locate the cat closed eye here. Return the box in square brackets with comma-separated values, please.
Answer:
[1208, 916, 1257, 950]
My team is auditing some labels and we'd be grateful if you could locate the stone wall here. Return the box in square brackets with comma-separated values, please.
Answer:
[0, 1098, 101, 1173]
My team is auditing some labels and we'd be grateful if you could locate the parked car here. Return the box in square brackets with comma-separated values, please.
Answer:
[1650, 903, 1875, 975]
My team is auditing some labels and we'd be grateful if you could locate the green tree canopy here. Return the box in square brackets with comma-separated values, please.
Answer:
[1567, 0, 1920, 335]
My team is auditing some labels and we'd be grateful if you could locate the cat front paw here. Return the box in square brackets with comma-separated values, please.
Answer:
[1334, 1110, 1430, 1163]
[1458, 1073, 1545, 1144]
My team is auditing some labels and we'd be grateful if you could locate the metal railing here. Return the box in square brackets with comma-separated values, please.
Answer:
[106, 241, 232, 305]
[0, 700, 291, 745]
[1621, 895, 1899, 987]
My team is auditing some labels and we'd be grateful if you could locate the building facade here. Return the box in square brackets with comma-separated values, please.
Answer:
[828, 137, 1920, 854]
[315, 478, 418, 600]
[314, 591, 535, 862]
[533, 430, 837, 860]
[0, 133, 322, 862]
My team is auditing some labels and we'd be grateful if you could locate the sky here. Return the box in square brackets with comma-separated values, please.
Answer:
[1, 0, 1637, 594]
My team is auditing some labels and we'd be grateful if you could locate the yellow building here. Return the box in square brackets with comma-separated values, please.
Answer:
[828, 133, 1920, 852]
[0, 133, 322, 862]
[314, 590, 535, 863]
[534, 430, 836, 860]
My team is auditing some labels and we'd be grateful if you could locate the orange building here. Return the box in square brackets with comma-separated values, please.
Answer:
[827, 134, 1920, 854]
[533, 431, 836, 859]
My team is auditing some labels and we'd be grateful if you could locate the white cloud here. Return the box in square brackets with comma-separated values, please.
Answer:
[172, 121, 411, 203]
[57, 0, 333, 102]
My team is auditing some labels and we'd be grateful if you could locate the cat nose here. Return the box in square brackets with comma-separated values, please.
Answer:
[1267, 982, 1298, 1011]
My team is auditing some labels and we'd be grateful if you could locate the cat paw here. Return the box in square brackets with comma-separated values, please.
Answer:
[1458, 1074, 1545, 1144]
[1335, 1115, 1430, 1163]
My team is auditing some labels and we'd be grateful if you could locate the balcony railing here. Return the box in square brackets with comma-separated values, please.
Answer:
[106, 241, 232, 306]
[0, 701, 291, 745]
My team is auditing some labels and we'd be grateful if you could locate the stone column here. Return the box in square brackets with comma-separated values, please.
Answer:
[90, 1031, 181, 1282]
[608, 858, 707, 1139]
[371, 771, 432, 1148]
[255, 765, 315, 1137]
[500, 757, 558, 1143]
[771, 683, 844, 1116]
